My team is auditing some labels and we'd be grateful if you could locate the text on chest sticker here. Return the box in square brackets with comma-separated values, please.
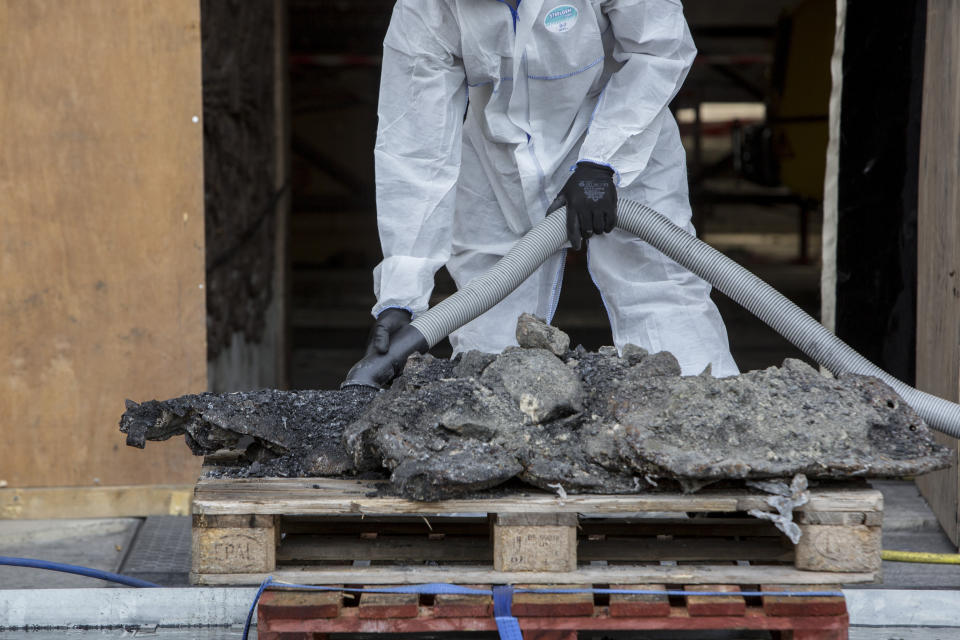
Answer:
[544, 5, 579, 33]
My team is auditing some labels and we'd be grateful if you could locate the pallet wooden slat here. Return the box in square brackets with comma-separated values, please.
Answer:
[686, 584, 746, 616]
[193, 477, 882, 514]
[193, 564, 876, 586]
[358, 590, 419, 619]
[609, 583, 671, 617]
[281, 515, 785, 537]
[512, 585, 594, 617]
[524, 630, 578, 640]
[282, 515, 488, 535]
[586, 535, 792, 563]
[258, 589, 342, 619]
[434, 585, 492, 618]
[761, 584, 846, 617]
[276, 533, 792, 564]
[581, 518, 785, 537]
[278, 533, 487, 563]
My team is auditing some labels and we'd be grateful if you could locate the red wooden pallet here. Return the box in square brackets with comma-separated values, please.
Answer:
[257, 583, 848, 639]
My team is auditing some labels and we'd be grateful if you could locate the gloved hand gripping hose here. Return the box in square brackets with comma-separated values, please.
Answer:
[343, 198, 960, 440]
[341, 324, 428, 390]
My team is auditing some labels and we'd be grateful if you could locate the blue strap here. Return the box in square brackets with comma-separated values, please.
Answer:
[493, 585, 523, 640]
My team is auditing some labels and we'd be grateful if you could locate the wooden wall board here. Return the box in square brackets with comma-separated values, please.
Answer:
[915, 0, 960, 547]
[0, 1, 206, 486]
[0, 485, 193, 519]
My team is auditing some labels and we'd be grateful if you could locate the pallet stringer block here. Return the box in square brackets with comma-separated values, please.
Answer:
[492, 512, 578, 572]
[192, 513, 279, 574]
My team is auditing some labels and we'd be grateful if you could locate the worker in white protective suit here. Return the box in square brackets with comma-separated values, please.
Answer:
[365, 0, 739, 377]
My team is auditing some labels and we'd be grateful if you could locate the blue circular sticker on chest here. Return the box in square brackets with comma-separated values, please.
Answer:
[544, 5, 579, 33]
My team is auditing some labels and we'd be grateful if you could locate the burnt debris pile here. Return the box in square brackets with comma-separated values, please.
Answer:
[121, 387, 376, 478]
[121, 314, 950, 500]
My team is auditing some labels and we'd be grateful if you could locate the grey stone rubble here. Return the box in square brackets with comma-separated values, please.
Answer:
[120, 314, 951, 500]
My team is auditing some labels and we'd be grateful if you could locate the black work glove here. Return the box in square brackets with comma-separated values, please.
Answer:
[365, 308, 412, 357]
[548, 161, 618, 250]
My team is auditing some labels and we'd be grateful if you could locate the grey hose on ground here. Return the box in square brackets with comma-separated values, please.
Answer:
[410, 198, 960, 439]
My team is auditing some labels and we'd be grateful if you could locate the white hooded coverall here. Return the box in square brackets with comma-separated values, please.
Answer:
[372, 0, 739, 377]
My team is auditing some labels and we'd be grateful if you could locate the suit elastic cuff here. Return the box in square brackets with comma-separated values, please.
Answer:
[371, 305, 415, 320]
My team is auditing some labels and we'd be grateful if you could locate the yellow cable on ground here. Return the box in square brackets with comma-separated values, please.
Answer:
[882, 550, 960, 564]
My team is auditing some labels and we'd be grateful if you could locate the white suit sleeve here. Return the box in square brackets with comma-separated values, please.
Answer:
[372, 2, 466, 318]
[578, 0, 696, 182]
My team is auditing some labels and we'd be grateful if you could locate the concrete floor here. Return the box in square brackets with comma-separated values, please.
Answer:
[0, 518, 140, 589]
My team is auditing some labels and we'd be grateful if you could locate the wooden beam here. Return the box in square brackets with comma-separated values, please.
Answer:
[915, 0, 960, 548]
[203, 0, 289, 392]
[0, 485, 193, 519]
[192, 477, 883, 516]
[275, 534, 792, 565]
[273, 0, 291, 390]
[192, 564, 878, 586]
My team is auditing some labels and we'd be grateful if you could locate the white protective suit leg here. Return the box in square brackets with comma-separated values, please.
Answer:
[448, 249, 565, 354]
[447, 138, 566, 354]
[587, 118, 739, 377]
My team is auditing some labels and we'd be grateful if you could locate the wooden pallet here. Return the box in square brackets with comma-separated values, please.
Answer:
[256, 583, 849, 639]
[191, 476, 883, 586]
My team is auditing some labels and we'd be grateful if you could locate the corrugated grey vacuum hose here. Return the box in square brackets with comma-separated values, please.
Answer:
[410, 197, 960, 439]
[411, 209, 568, 347]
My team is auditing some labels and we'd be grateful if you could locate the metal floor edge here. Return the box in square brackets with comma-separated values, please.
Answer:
[0, 588, 959, 630]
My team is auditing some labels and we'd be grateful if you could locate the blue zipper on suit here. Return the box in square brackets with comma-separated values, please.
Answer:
[494, 0, 566, 316]
[495, 0, 521, 32]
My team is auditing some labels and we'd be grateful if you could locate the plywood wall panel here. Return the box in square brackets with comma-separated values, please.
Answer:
[0, 1, 205, 486]
[915, 0, 960, 547]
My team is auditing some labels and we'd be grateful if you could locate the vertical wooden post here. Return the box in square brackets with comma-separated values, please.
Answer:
[202, 0, 289, 392]
[273, 0, 291, 390]
[915, 0, 960, 547]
